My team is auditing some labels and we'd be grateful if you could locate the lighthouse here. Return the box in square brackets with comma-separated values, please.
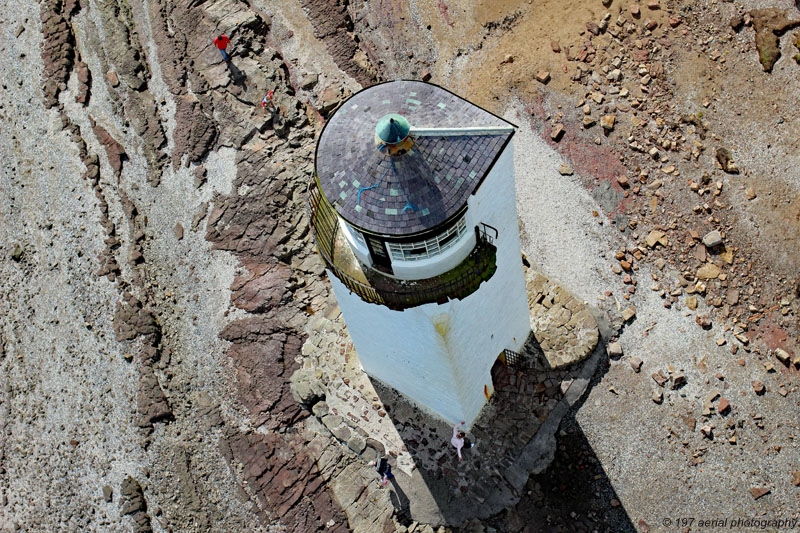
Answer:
[307, 81, 530, 426]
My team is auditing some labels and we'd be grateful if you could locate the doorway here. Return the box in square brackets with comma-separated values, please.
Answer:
[365, 235, 393, 274]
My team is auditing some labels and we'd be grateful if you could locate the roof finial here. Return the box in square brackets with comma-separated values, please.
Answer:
[376, 114, 411, 145]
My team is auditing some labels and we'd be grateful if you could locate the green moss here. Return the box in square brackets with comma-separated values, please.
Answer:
[759, 46, 779, 70]
[11, 244, 23, 262]
[422, 240, 497, 300]
[794, 33, 800, 64]
[755, 33, 781, 72]
[363, 238, 498, 309]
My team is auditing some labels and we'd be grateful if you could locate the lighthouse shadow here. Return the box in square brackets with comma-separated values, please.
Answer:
[368, 341, 635, 530]
[492, 391, 637, 532]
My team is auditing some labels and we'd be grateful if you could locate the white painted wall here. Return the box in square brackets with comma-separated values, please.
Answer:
[329, 141, 530, 427]
[340, 220, 372, 267]
[340, 216, 476, 281]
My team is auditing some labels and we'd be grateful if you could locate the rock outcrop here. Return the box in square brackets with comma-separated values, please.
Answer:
[40, 0, 77, 108]
[749, 8, 800, 71]
[120, 477, 154, 533]
[221, 431, 350, 532]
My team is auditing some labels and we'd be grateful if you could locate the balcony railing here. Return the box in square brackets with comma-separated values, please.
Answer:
[306, 179, 497, 310]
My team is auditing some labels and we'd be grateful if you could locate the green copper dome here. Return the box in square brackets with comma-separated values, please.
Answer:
[375, 114, 410, 144]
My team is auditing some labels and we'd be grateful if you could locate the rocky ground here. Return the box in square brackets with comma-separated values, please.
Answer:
[1, 0, 799, 532]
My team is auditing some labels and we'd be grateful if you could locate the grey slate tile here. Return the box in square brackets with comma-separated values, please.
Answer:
[316, 81, 514, 236]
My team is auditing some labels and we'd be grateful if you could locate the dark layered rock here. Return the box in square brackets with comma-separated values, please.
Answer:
[206, 147, 305, 263]
[86, 0, 167, 185]
[137, 367, 173, 426]
[90, 117, 127, 177]
[230, 263, 292, 313]
[75, 60, 91, 104]
[114, 294, 160, 343]
[96, 0, 148, 91]
[220, 431, 350, 532]
[114, 294, 171, 432]
[120, 477, 153, 533]
[146, 0, 217, 166]
[220, 317, 305, 430]
[299, 0, 377, 85]
[173, 94, 217, 167]
[39, 0, 76, 108]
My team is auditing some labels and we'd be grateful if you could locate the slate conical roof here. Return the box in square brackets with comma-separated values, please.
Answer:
[315, 81, 515, 237]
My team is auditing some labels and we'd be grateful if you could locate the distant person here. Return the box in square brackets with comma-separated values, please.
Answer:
[213, 34, 231, 62]
[374, 456, 394, 486]
[262, 90, 274, 108]
[451, 421, 474, 461]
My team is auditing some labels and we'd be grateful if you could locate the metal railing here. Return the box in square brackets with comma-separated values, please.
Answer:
[477, 222, 498, 245]
[500, 349, 526, 370]
[306, 179, 498, 310]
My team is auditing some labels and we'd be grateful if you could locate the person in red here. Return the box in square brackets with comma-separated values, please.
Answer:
[213, 34, 231, 62]
[262, 90, 274, 108]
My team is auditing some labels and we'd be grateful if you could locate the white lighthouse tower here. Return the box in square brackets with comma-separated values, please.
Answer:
[308, 81, 530, 427]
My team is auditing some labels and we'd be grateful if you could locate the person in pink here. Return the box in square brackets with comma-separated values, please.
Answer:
[213, 34, 231, 62]
[451, 421, 473, 461]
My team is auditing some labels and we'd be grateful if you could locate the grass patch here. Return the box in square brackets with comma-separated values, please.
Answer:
[794, 32, 800, 64]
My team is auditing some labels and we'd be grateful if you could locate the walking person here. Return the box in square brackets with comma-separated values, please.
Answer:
[374, 456, 394, 486]
[451, 421, 475, 461]
[213, 34, 231, 62]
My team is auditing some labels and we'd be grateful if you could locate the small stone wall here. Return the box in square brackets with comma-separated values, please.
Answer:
[526, 269, 599, 369]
